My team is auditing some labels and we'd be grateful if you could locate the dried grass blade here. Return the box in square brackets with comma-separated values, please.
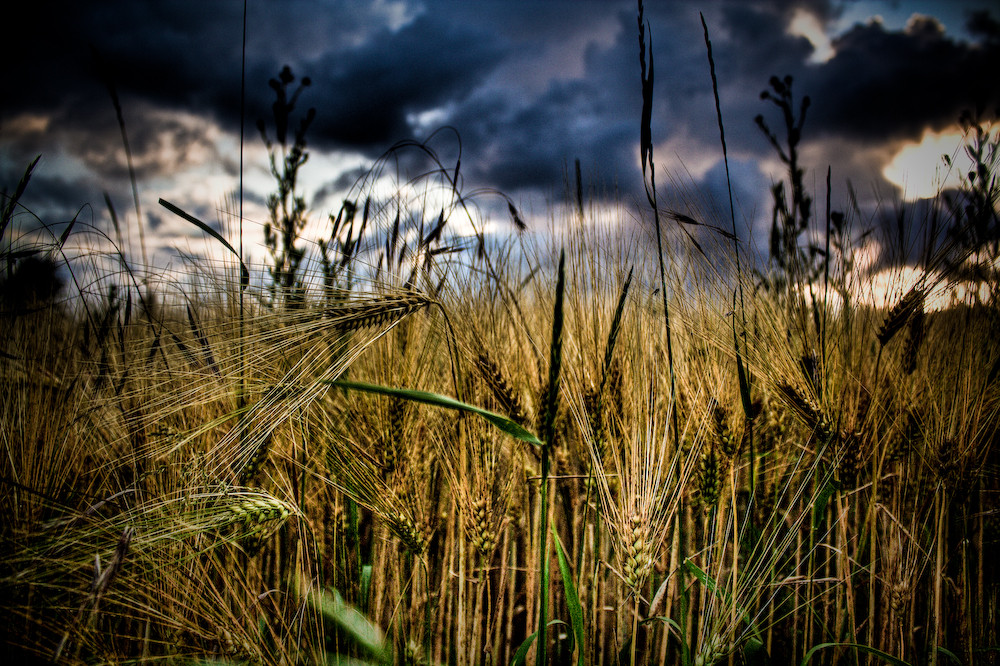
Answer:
[1, 155, 40, 237]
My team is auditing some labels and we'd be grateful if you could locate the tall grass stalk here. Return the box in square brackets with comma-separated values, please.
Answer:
[536, 248, 566, 666]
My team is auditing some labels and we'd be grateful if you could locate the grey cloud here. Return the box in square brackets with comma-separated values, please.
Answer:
[2, 0, 997, 258]
[800, 13, 1000, 142]
[297, 13, 508, 150]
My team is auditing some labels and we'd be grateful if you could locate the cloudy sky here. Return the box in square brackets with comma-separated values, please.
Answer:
[2, 0, 998, 279]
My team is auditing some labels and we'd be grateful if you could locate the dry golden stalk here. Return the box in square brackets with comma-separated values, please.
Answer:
[606, 356, 625, 438]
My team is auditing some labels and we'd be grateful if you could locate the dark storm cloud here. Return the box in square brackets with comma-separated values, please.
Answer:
[450, 78, 635, 196]
[0, 0, 509, 239]
[437, 6, 642, 199]
[2, 1, 504, 154]
[298, 14, 507, 149]
[4, 173, 95, 226]
[431, 0, 844, 203]
[798, 12, 1000, 142]
[2, 0, 998, 254]
[311, 166, 375, 209]
[430, 1, 794, 205]
[3, 2, 237, 117]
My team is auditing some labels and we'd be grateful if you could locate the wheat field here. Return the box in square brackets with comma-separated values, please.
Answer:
[2, 5, 998, 665]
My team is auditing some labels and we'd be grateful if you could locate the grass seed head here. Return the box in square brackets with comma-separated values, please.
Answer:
[901, 302, 926, 374]
[711, 402, 737, 458]
[238, 433, 272, 484]
[836, 431, 865, 487]
[465, 498, 499, 557]
[475, 351, 528, 426]
[621, 512, 654, 590]
[327, 293, 432, 333]
[877, 286, 924, 347]
[389, 511, 428, 555]
[697, 445, 723, 508]
[775, 382, 833, 445]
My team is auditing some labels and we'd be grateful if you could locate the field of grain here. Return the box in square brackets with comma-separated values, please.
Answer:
[2, 4, 998, 665]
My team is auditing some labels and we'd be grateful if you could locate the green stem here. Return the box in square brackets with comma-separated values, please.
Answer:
[538, 443, 551, 666]
[538, 249, 566, 666]
[347, 498, 362, 608]
[679, 510, 691, 666]
[630, 595, 640, 666]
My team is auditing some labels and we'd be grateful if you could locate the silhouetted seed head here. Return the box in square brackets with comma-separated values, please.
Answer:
[799, 353, 821, 395]
[776, 383, 817, 428]
[891, 409, 923, 461]
[584, 385, 608, 459]
[901, 302, 926, 374]
[92, 527, 134, 596]
[753, 485, 777, 528]
[381, 397, 406, 476]
[607, 357, 625, 439]
[836, 431, 865, 487]
[935, 438, 962, 488]
[739, 419, 753, 457]
[877, 287, 924, 347]
[889, 582, 910, 616]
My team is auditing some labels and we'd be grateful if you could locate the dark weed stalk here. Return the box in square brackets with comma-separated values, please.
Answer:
[639, 2, 687, 663]
[701, 11, 757, 501]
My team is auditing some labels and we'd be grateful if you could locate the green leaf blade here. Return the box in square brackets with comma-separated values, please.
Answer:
[552, 526, 586, 666]
[328, 379, 543, 447]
